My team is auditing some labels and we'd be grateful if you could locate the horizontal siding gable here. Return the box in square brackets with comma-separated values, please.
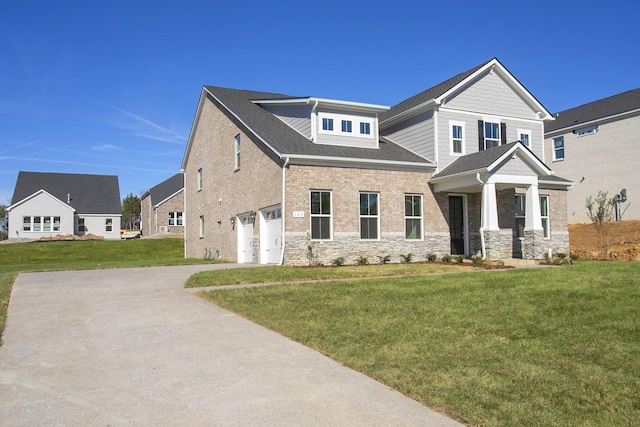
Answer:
[261, 104, 313, 138]
[315, 108, 378, 149]
[491, 154, 537, 177]
[446, 71, 537, 119]
[381, 110, 434, 161]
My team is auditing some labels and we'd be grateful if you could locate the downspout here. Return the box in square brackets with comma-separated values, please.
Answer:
[309, 99, 319, 142]
[279, 157, 290, 265]
[476, 173, 487, 260]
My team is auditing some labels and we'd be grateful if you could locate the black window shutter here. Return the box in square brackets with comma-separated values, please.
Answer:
[478, 120, 484, 151]
[500, 123, 507, 145]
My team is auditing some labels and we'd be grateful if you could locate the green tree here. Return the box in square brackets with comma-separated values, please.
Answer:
[0, 204, 7, 240]
[121, 193, 141, 230]
[585, 191, 617, 259]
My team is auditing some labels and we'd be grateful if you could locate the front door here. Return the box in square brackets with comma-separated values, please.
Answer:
[449, 196, 465, 255]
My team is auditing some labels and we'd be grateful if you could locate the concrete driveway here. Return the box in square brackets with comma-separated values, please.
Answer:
[0, 265, 463, 426]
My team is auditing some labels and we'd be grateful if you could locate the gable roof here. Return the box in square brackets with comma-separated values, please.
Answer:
[142, 173, 184, 207]
[10, 172, 121, 215]
[545, 88, 640, 133]
[181, 86, 434, 170]
[380, 58, 553, 126]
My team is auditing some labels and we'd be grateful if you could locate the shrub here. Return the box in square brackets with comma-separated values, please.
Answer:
[442, 254, 453, 263]
[331, 257, 345, 266]
[471, 255, 484, 266]
[399, 253, 413, 264]
[356, 256, 369, 265]
[454, 254, 465, 263]
[378, 254, 392, 264]
[427, 253, 437, 262]
[570, 253, 579, 261]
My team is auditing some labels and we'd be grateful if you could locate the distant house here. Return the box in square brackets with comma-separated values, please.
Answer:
[7, 172, 122, 240]
[544, 88, 640, 222]
[140, 173, 184, 236]
[181, 58, 572, 265]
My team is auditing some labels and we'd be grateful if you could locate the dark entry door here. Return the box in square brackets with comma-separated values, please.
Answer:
[449, 196, 465, 255]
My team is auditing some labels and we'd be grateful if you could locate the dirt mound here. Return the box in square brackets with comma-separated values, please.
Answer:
[570, 220, 640, 261]
[39, 234, 105, 242]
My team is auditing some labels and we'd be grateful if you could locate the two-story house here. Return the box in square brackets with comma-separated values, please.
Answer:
[140, 173, 184, 236]
[182, 58, 572, 265]
[544, 88, 640, 222]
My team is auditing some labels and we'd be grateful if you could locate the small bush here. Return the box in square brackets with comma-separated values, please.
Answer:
[570, 253, 579, 261]
[400, 253, 413, 264]
[556, 252, 567, 259]
[454, 255, 465, 263]
[427, 253, 437, 262]
[356, 256, 369, 265]
[442, 254, 453, 263]
[471, 255, 484, 266]
[378, 254, 392, 264]
[331, 257, 345, 266]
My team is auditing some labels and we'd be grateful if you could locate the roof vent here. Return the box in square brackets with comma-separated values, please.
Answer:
[67, 193, 71, 204]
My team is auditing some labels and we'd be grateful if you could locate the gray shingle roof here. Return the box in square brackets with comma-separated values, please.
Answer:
[379, 59, 493, 123]
[545, 88, 640, 133]
[11, 172, 121, 214]
[433, 142, 518, 178]
[144, 173, 183, 206]
[204, 86, 432, 165]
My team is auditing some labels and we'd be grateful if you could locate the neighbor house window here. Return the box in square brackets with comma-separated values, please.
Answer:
[322, 117, 333, 131]
[78, 218, 86, 232]
[405, 194, 423, 240]
[168, 212, 183, 226]
[199, 215, 205, 238]
[515, 194, 525, 238]
[235, 134, 241, 169]
[43, 217, 51, 232]
[359, 192, 379, 240]
[553, 136, 565, 160]
[105, 218, 113, 232]
[197, 168, 203, 190]
[540, 195, 550, 238]
[23, 217, 31, 231]
[450, 121, 465, 154]
[33, 216, 41, 231]
[518, 129, 531, 147]
[23, 216, 62, 232]
[53, 217, 60, 231]
[341, 120, 352, 133]
[360, 122, 371, 135]
[310, 190, 331, 240]
[484, 122, 501, 149]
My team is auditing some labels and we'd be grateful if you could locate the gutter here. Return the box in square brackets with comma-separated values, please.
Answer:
[279, 157, 290, 265]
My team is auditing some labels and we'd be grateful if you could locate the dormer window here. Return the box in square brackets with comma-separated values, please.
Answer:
[360, 122, 371, 135]
[341, 120, 352, 133]
[322, 118, 334, 131]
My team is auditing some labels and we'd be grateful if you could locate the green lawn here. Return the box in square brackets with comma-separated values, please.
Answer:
[0, 238, 220, 343]
[200, 261, 640, 427]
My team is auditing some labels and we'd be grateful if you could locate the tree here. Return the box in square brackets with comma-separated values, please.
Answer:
[585, 191, 616, 259]
[0, 204, 7, 240]
[121, 193, 141, 230]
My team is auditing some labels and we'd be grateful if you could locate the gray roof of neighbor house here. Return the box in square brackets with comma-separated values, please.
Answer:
[11, 172, 121, 214]
[142, 173, 183, 206]
[202, 86, 433, 165]
[545, 88, 640, 133]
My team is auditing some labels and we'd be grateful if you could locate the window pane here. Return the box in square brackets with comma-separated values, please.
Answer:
[53, 217, 60, 231]
[360, 193, 378, 216]
[23, 217, 31, 231]
[515, 218, 525, 238]
[540, 197, 549, 216]
[360, 218, 378, 239]
[322, 118, 333, 131]
[485, 122, 499, 139]
[452, 125, 462, 139]
[43, 217, 51, 231]
[341, 120, 352, 133]
[515, 195, 526, 216]
[321, 191, 331, 215]
[406, 218, 421, 239]
[312, 217, 330, 240]
[33, 217, 41, 231]
[360, 122, 370, 134]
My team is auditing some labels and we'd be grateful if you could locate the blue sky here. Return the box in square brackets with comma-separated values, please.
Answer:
[1, 0, 639, 206]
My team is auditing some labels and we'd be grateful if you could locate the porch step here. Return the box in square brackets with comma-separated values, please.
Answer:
[501, 258, 538, 267]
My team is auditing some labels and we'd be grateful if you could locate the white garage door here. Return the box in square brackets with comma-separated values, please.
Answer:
[237, 214, 254, 264]
[261, 206, 282, 264]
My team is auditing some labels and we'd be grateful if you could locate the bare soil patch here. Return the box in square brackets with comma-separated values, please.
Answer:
[570, 220, 640, 261]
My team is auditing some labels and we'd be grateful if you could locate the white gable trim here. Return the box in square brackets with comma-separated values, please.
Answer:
[154, 188, 184, 208]
[487, 143, 552, 176]
[254, 97, 389, 114]
[7, 189, 76, 213]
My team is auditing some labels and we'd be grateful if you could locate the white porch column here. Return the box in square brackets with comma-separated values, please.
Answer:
[525, 184, 543, 230]
[481, 181, 499, 230]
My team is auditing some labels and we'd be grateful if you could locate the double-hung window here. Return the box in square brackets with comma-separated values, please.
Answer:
[197, 168, 203, 190]
[404, 194, 423, 240]
[515, 194, 525, 238]
[310, 190, 332, 240]
[450, 121, 464, 154]
[518, 129, 531, 148]
[235, 134, 241, 169]
[322, 118, 333, 131]
[484, 122, 501, 149]
[105, 218, 113, 232]
[199, 215, 205, 238]
[23, 217, 31, 231]
[341, 120, 352, 133]
[553, 136, 564, 160]
[359, 122, 371, 135]
[540, 195, 550, 238]
[78, 218, 86, 232]
[168, 212, 183, 226]
[359, 192, 379, 240]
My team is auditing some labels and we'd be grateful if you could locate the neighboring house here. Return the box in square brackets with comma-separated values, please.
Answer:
[182, 58, 572, 265]
[140, 173, 184, 236]
[7, 172, 122, 240]
[544, 88, 640, 223]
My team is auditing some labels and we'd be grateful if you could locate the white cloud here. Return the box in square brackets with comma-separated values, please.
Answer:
[111, 106, 187, 144]
[92, 144, 121, 152]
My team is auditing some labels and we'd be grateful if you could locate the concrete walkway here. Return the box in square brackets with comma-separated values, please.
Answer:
[0, 265, 463, 426]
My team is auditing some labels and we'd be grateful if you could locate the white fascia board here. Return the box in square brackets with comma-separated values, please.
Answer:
[284, 154, 435, 170]
[181, 89, 208, 170]
[538, 178, 574, 189]
[487, 143, 552, 176]
[81, 213, 122, 218]
[437, 59, 554, 121]
[379, 99, 439, 128]
[253, 97, 389, 113]
[154, 188, 184, 209]
[203, 87, 283, 160]
[487, 174, 538, 186]
[7, 189, 76, 212]
[429, 168, 486, 184]
[544, 107, 640, 137]
[432, 175, 483, 193]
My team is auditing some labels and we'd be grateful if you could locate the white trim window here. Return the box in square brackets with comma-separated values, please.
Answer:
[78, 218, 86, 232]
[322, 117, 333, 131]
[105, 218, 113, 232]
[359, 122, 371, 135]
[359, 192, 379, 240]
[199, 215, 205, 238]
[515, 194, 525, 238]
[553, 136, 565, 160]
[235, 134, 241, 169]
[540, 195, 550, 238]
[404, 194, 423, 240]
[518, 129, 532, 148]
[197, 168, 203, 190]
[484, 122, 501, 149]
[168, 212, 183, 226]
[22, 216, 61, 232]
[450, 121, 465, 155]
[341, 120, 352, 133]
[310, 190, 332, 240]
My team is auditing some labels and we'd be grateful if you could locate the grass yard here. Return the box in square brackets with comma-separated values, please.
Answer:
[0, 238, 219, 343]
[200, 261, 640, 427]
